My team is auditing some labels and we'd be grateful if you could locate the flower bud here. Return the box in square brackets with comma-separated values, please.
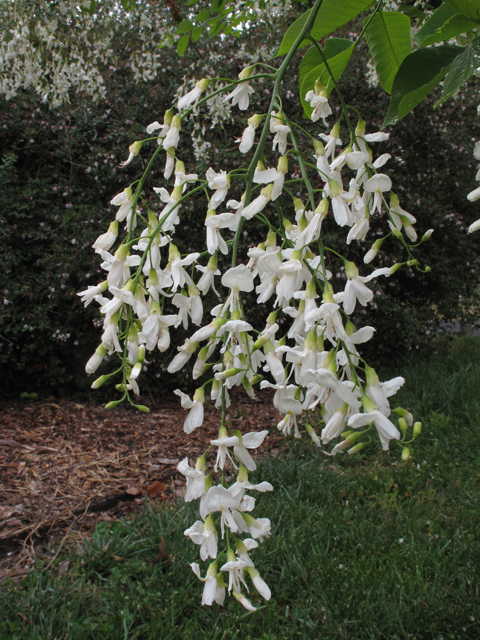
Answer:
[266, 230, 277, 247]
[313, 139, 326, 155]
[365, 364, 380, 388]
[105, 400, 122, 409]
[114, 243, 130, 261]
[330, 122, 341, 139]
[130, 140, 143, 156]
[361, 394, 378, 413]
[348, 442, 367, 455]
[315, 197, 329, 218]
[413, 422, 422, 437]
[345, 260, 359, 280]
[132, 403, 150, 413]
[248, 113, 262, 128]
[215, 367, 244, 380]
[390, 224, 403, 240]
[398, 417, 408, 434]
[355, 119, 366, 137]
[277, 155, 288, 174]
[389, 263, 402, 275]
[392, 407, 413, 426]
[402, 447, 410, 461]
[195, 454, 207, 472]
[237, 464, 249, 483]
[345, 431, 362, 445]
[239, 65, 254, 79]
[364, 237, 384, 264]
[421, 229, 434, 242]
[91, 375, 109, 389]
[85, 344, 108, 374]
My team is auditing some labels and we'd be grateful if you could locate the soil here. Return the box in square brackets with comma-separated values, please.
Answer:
[0, 387, 283, 582]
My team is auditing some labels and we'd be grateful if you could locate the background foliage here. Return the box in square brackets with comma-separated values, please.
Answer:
[1, 0, 480, 397]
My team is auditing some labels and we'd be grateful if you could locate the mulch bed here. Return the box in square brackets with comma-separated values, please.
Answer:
[0, 388, 283, 582]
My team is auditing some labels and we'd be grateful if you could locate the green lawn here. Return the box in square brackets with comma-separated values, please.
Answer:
[2, 336, 480, 640]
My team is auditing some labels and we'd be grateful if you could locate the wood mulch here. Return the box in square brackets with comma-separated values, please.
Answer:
[0, 388, 283, 582]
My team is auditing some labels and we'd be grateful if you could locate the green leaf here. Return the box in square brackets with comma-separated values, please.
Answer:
[383, 45, 461, 128]
[364, 11, 411, 94]
[300, 44, 354, 118]
[177, 19, 194, 35]
[192, 26, 203, 41]
[443, 0, 480, 24]
[88, 0, 96, 15]
[437, 36, 480, 104]
[177, 34, 190, 57]
[196, 8, 210, 22]
[299, 38, 352, 98]
[277, 0, 373, 57]
[210, 19, 225, 37]
[414, 4, 478, 47]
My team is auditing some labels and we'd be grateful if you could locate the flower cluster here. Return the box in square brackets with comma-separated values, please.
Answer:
[467, 72, 480, 232]
[79, 40, 425, 607]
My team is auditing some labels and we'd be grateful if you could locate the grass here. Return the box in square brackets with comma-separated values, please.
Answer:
[2, 336, 480, 639]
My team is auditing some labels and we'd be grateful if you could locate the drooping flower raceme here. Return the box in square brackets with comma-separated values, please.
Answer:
[79, 31, 423, 612]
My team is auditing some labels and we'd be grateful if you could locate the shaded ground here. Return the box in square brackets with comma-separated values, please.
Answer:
[0, 388, 282, 582]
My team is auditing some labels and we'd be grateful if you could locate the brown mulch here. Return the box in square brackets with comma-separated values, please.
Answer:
[0, 388, 282, 582]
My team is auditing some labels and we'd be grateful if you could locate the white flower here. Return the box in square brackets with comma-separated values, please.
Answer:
[196, 260, 221, 296]
[233, 590, 257, 612]
[221, 265, 255, 311]
[224, 82, 254, 110]
[205, 211, 236, 254]
[174, 388, 205, 433]
[272, 124, 290, 154]
[110, 188, 133, 222]
[231, 429, 269, 471]
[173, 286, 203, 328]
[163, 115, 181, 150]
[468, 218, 480, 233]
[184, 515, 217, 561]
[346, 217, 369, 244]
[190, 562, 225, 606]
[348, 410, 401, 450]
[92, 220, 118, 254]
[77, 282, 107, 307]
[154, 185, 182, 232]
[365, 173, 392, 215]
[467, 185, 480, 202]
[167, 338, 198, 373]
[210, 427, 240, 471]
[169, 249, 200, 292]
[139, 311, 177, 351]
[305, 89, 332, 124]
[204, 484, 243, 536]
[177, 457, 206, 502]
[238, 124, 255, 153]
[322, 403, 348, 444]
[178, 78, 209, 111]
[343, 264, 391, 315]
[206, 168, 229, 209]
[319, 123, 342, 159]
[119, 140, 142, 168]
